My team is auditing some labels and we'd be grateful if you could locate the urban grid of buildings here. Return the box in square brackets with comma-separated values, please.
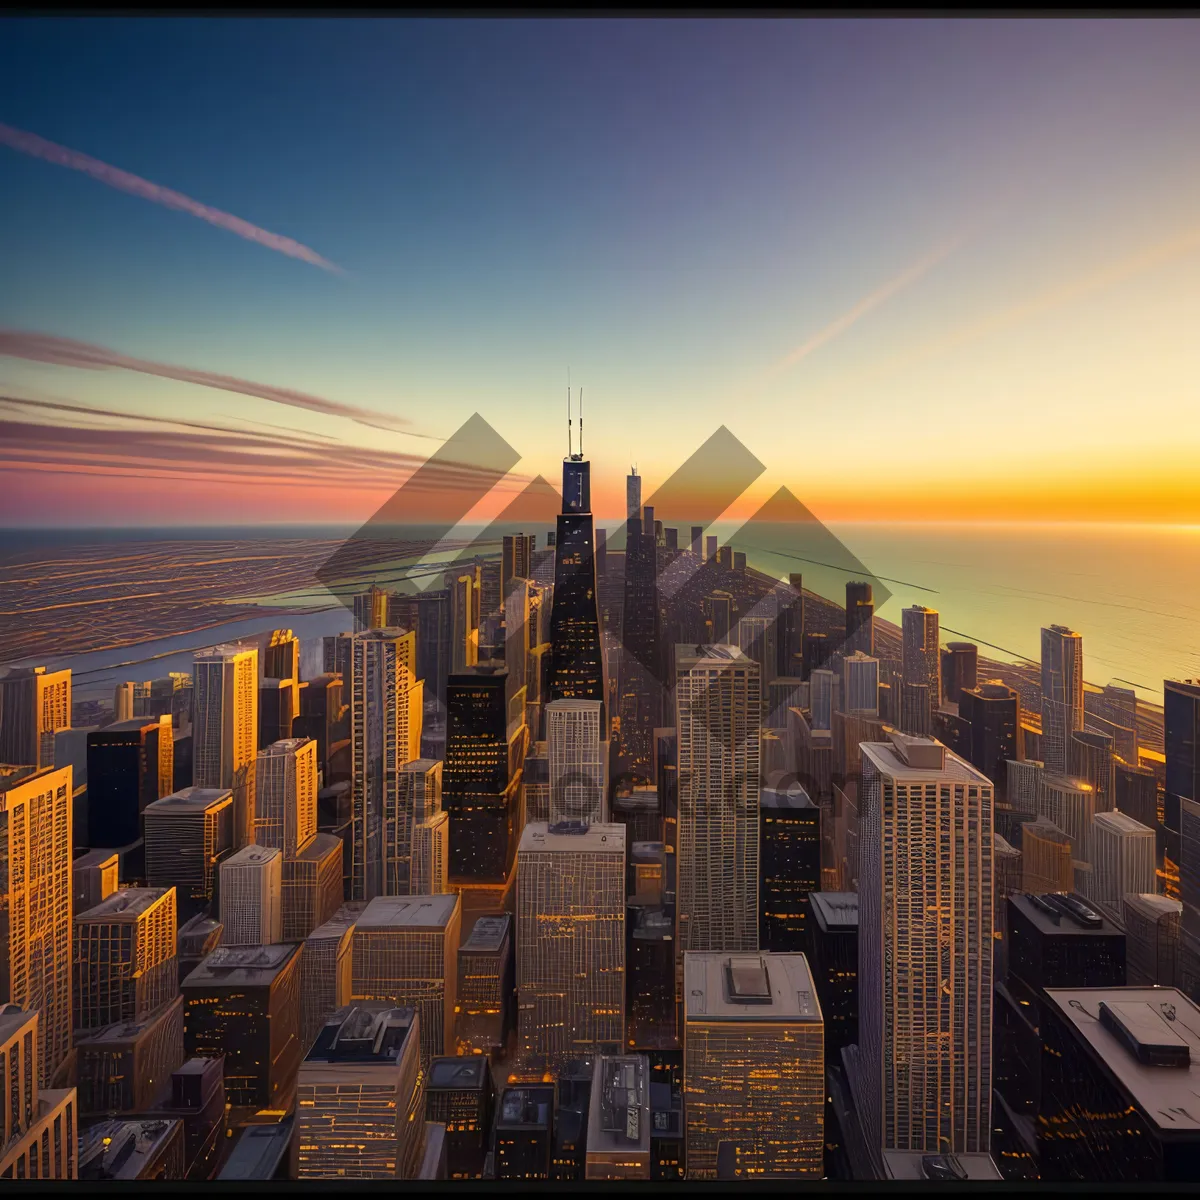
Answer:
[1, 435, 1198, 1183]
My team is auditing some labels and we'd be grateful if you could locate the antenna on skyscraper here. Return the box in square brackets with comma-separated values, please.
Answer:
[567, 370, 573, 458]
[579, 387, 584, 457]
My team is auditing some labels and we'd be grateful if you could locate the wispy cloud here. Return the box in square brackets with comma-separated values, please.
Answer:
[0, 329, 436, 438]
[0, 120, 344, 274]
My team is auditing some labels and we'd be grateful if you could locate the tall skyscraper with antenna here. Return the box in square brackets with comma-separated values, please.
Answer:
[548, 388, 606, 727]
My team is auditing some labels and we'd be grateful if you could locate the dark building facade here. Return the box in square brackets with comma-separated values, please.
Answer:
[758, 777, 821, 953]
[959, 681, 1022, 786]
[809, 892, 858, 1056]
[87, 718, 173, 848]
[426, 1056, 493, 1179]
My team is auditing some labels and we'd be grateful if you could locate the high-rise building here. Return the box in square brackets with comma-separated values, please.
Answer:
[1040, 626, 1084, 775]
[584, 1054, 651, 1180]
[150, 1056, 227, 1181]
[86, 715, 174, 849]
[618, 485, 663, 778]
[1069, 728, 1116, 813]
[219, 845, 282, 947]
[425, 1056, 493, 1179]
[300, 903, 363, 1051]
[548, 449, 606, 721]
[775, 575, 805, 678]
[181, 942, 303, 1111]
[143, 787, 233, 918]
[516, 822, 625, 1070]
[294, 673, 346, 781]
[411, 809, 449, 896]
[854, 732, 993, 1159]
[959, 681, 1022, 786]
[845, 581, 874, 657]
[1020, 818, 1074, 893]
[547, 699, 606, 825]
[682, 952, 824, 1179]
[1114, 758, 1159, 830]
[281, 833, 344, 942]
[74, 996, 185, 1116]
[502, 532, 537, 597]
[1039, 774, 1097, 864]
[351, 894, 461, 1064]
[454, 913, 514, 1058]
[353, 586, 390, 634]
[253, 737, 317, 856]
[115, 681, 136, 723]
[1088, 810, 1156, 920]
[1007, 757, 1044, 814]
[758, 774, 821, 953]
[675, 645, 760, 958]
[193, 644, 259, 847]
[443, 667, 524, 886]
[900, 607, 940, 736]
[941, 642, 978, 704]
[296, 1004, 427, 1180]
[690, 526, 703, 558]
[0, 765, 73, 1085]
[809, 892, 858, 1056]
[801, 631, 829, 681]
[841, 652, 879, 715]
[1037, 985, 1200, 1182]
[1123, 893, 1182, 987]
[73, 848, 118, 913]
[0, 667, 71, 771]
[350, 629, 422, 900]
[384, 758, 441, 895]
[0, 1006, 78, 1180]
[258, 679, 297, 750]
[74, 887, 177, 1030]
[494, 1085, 555, 1179]
[1167, 679, 1200, 997]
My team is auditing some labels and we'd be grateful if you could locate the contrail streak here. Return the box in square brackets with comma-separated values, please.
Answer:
[0, 328, 435, 437]
[0, 120, 343, 274]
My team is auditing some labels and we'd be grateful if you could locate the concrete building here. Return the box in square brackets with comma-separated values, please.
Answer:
[682, 952, 824, 1179]
[516, 822, 625, 1070]
[0, 666, 71, 771]
[584, 1053, 650, 1180]
[546, 699, 607, 825]
[424, 1056, 493, 1179]
[143, 787, 233, 917]
[1039, 774, 1097, 864]
[296, 1003, 427, 1179]
[351, 894, 461, 1064]
[75, 995, 185, 1115]
[78, 1116, 184, 1180]
[1124, 893, 1183, 988]
[1088, 810, 1157, 920]
[300, 903, 364, 1051]
[219, 844, 282, 947]
[1039, 625, 1083, 776]
[1021, 818, 1075, 894]
[253, 736, 317, 856]
[454, 913, 514, 1057]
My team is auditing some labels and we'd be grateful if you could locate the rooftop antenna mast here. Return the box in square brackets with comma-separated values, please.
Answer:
[567, 369, 573, 458]
[579, 387, 584, 457]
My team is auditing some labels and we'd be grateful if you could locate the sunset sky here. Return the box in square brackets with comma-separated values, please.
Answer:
[2, 17, 1199, 527]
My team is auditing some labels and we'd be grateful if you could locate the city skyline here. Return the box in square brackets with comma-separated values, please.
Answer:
[4, 19, 1200, 526]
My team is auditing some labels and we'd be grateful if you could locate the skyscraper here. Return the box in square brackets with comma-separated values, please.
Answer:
[448, 567, 481, 674]
[854, 732, 993, 1160]
[86, 715, 174, 848]
[388, 759, 442, 895]
[674, 645, 760, 958]
[941, 642, 978, 704]
[900, 607, 940, 736]
[776, 574, 805, 677]
[845, 581, 874, 657]
[351, 894, 461, 1064]
[296, 1004, 427, 1180]
[516, 822, 625, 1070]
[682, 952, 824, 1179]
[758, 775, 821, 953]
[841, 652, 880, 714]
[1039, 774, 1096, 864]
[254, 736, 317, 856]
[300, 904, 362, 1051]
[0, 765, 73, 1085]
[548, 445, 605, 722]
[193, 644, 259, 847]
[546, 699, 606, 825]
[1167, 679, 1200, 995]
[959, 681, 1022, 786]
[0, 1006, 78, 1180]
[350, 629, 422, 901]
[1019, 818, 1074, 893]
[0, 666, 71, 771]
[455, 913, 514, 1058]
[143, 787, 233, 918]
[1087, 810, 1156, 920]
[1068, 728, 1116, 814]
[1040, 625, 1084, 775]
[219, 845, 283, 947]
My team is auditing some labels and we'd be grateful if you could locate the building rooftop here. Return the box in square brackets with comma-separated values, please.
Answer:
[761, 771, 815, 808]
[1094, 809, 1155, 836]
[76, 887, 171, 923]
[1022, 817, 1071, 844]
[683, 952, 821, 1023]
[145, 786, 232, 814]
[1042, 773, 1094, 794]
[178, 912, 223, 950]
[181, 941, 299, 988]
[675, 643, 752, 667]
[0, 1004, 32, 1046]
[1044, 986, 1200, 1132]
[305, 1004, 417, 1064]
[882, 1151, 1002, 1181]
[459, 913, 511, 954]
[195, 642, 256, 661]
[1124, 893, 1183, 919]
[222, 844, 281, 869]
[306, 902, 366, 945]
[356, 893, 460, 932]
[631, 906, 674, 941]
[73, 848, 119, 871]
[290, 830, 342, 863]
[810, 892, 859, 933]
[519, 821, 626, 856]
[587, 1055, 649, 1160]
[861, 735, 991, 784]
[260, 737, 313, 757]
[1010, 893, 1121, 938]
[428, 1055, 490, 1091]
[76, 996, 183, 1046]
[497, 1086, 554, 1129]
[80, 1118, 181, 1180]
[613, 786, 658, 813]
[217, 1117, 294, 1180]
[401, 757, 441, 775]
